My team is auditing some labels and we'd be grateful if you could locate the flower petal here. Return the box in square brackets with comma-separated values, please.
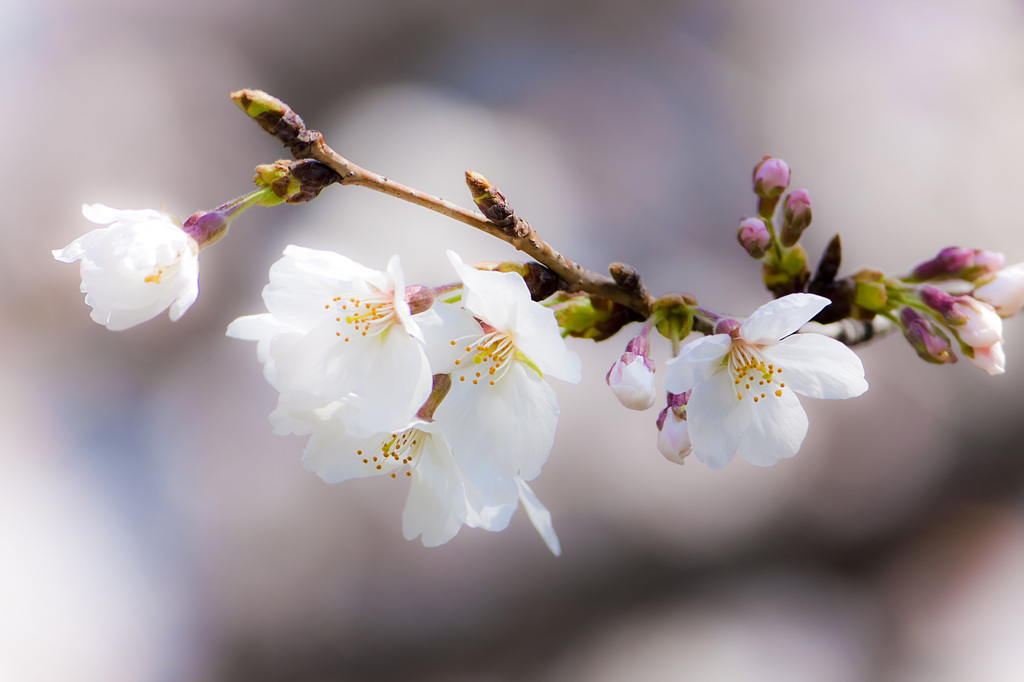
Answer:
[418, 302, 484, 373]
[402, 433, 470, 547]
[765, 333, 869, 399]
[735, 387, 808, 466]
[436, 361, 559, 481]
[739, 293, 830, 345]
[302, 420, 403, 483]
[664, 334, 732, 394]
[686, 372, 745, 469]
[447, 250, 529, 329]
[509, 299, 582, 383]
[515, 478, 561, 556]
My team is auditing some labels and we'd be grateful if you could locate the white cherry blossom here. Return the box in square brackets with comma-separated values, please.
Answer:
[301, 413, 561, 553]
[435, 252, 581, 482]
[53, 204, 199, 330]
[227, 246, 446, 437]
[664, 294, 868, 470]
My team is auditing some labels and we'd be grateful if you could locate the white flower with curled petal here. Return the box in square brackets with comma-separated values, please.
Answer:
[53, 204, 200, 330]
[664, 294, 868, 470]
[301, 410, 561, 553]
[435, 251, 582, 482]
[227, 246, 449, 437]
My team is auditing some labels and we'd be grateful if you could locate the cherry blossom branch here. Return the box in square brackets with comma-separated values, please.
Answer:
[230, 90, 662, 318]
[230, 89, 898, 345]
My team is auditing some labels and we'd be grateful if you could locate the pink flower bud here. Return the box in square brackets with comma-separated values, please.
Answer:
[752, 156, 791, 198]
[780, 189, 812, 247]
[955, 299, 1003, 347]
[921, 286, 1003, 347]
[656, 392, 691, 465]
[737, 217, 771, 258]
[900, 307, 956, 364]
[972, 263, 1024, 317]
[606, 336, 656, 410]
[968, 342, 1006, 376]
[910, 247, 1006, 282]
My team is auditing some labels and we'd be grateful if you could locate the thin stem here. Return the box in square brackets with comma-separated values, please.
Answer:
[232, 89, 655, 318]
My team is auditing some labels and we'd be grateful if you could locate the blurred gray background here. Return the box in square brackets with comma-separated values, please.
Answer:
[9, 0, 1024, 680]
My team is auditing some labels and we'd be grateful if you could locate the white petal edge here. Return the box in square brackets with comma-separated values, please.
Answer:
[664, 334, 732, 394]
[764, 333, 869, 399]
[515, 478, 561, 556]
[740, 293, 830, 345]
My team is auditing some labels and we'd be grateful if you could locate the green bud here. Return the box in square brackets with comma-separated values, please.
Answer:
[652, 295, 694, 344]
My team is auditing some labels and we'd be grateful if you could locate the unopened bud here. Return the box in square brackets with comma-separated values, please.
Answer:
[652, 295, 695, 343]
[548, 292, 638, 341]
[181, 188, 269, 248]
[231, 89, 311, 149]
[900, 307, 956, 364]
[780, 189, 812, 247]
[656, 392, 692, 465]
[972, 263, 1024, 317]
[465, 171, 515, 225]
[254, 159, 341, 204]
[753, 156, 791, 198]
[908, 247, 1006, 282]
[606, 336, 657, 410]
[762, 245, 810, 297]
[967, 342, 1006, 376]
[920, 286, 1003, 348]
[737, 217, 771, 259]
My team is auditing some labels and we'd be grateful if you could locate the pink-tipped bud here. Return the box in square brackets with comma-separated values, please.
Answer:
[752, 156, 791, 198]
[972, 263, 1024, 318]
[920, 286, 1003, 348]
[607, 336, 657, 410]
[900, 307, 956, 364]
[780, 189, 812, 247]
[656, 392, 691, 465]
[737, 217, 772, 259]
[909, 247, 1006, 282]
[968, 342, 1006, 376]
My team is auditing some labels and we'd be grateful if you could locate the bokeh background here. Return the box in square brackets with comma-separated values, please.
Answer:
[7, 0, 1024, 680]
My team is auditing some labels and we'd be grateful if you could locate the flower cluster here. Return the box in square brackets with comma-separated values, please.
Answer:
[846, 246, 1024, 375]
[227, 247, 580, 552]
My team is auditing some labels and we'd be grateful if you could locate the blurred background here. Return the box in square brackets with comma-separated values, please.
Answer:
[7, 0, 1024, 679]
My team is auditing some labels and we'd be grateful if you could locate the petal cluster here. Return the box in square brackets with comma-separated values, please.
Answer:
[664, 294, 868, 469]
[228, 247, 576, 553]
[53, 204, 200, 330]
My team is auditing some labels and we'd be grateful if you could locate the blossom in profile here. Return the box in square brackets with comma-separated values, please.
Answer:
[664, 293, 868, 469]
[53, 204, 200, 330]
[656, 392, 692, 465]
[606, 336, 657, 410]
[227, 246, 447, 437]
[435, 251, 581, 482]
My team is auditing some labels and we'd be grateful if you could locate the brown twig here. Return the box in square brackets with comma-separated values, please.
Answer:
[231, 89, 656, 318]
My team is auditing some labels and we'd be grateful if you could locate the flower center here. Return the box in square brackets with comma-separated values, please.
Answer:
[143, 252, 183, 284]
[325, 287, 397, 342]
[728, 342, 786, 404]
[450, 330, 516, 387]
[355, 427, 425, 479]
